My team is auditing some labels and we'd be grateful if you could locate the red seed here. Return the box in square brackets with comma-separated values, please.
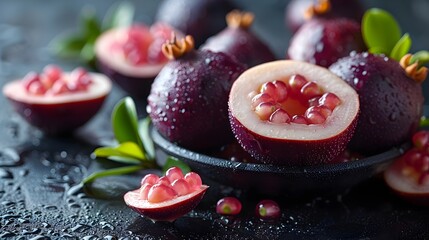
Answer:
[255, 102, 277, 120]
[261, 82, 277, 97]
[418, 172, 429, 186]
[251, 93, 274, 109]
[48, 80, 70, 95]
[403, 149, 423, 168]
[147, 183, 177, 203]
[166, 167, 184, 183]
[171, 178, 191, 196]
[269, 108, 291, 123]
[139, 183, 153, 200]
[28, 81, 46, 95]
[318, 92, 341, 110]
[184, 172, 202, 191]
[412, 131, 429, 149]
[287, 74, 308, 93]
[415, 155, 429, 172]
[301, 81, 323, 99]
[273, 80, 288, 102]
[140, 173, 160, 186]
[306, 111, 326, 124]
[255, 200, 281, 221]
[308, 97, 320, 107]
[43, 64, 62, 82]
[306, 105, 332, 119]
[157, 176, 171, 186]
[216, 197, 242, 215]
[291, 115, 308, 124]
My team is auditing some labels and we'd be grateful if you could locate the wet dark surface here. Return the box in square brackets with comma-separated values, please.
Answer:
[1, 0, 429, 239]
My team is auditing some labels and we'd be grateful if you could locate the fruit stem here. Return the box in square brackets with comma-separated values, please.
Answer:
[400, 54, 428, 83]
[226, 10, 254, 30]
[161, 34, 195, 60]
[305, 0, 331, 19]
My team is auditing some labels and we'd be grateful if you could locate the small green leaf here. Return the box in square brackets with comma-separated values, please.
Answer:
[107, 156, 141, 165]
[411, 51, 429, 67]
[50, 34, 87, 58]
[139, 117, 155, 160]
[420, 116, 429, 128]
[82, 165, 143, 184]
[112, 97, 143, 148]
[163, 156, 191, 174]
[94, 142, 145, 160]
[102, 1, 135, 30]
[362, 8, 402, 55]
[81, 6, 102, 41]
[390, 33, 412, 61]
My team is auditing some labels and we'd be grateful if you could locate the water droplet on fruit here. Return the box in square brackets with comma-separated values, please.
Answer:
[205, 58, 212, 64]
[0, 148, 22, 167]
[23, 108, 31, 117]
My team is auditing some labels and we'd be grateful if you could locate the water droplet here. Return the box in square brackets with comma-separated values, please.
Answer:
[0, 148, 21, 167]
[205, 58, 212, 64]
[70, 223, 90, 233]
[0, 168, 13, 179]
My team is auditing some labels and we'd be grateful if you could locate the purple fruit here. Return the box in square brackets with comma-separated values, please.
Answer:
[285, 0, 364, 33]
[147, 35, 246, 150]
[330, 52, 424, 154]
[155, 0, 237, 47]
[201, 10, 276, 68]
[287, 18, 366, 67]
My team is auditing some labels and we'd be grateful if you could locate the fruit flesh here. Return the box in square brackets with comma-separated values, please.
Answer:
[229, 60, 359, 166]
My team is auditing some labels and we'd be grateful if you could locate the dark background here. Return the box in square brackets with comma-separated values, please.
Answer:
[1, 1, 429, 239]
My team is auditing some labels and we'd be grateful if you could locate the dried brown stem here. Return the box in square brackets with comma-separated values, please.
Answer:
[400, 54, 428, 83]
[226, 10, 254, 29]
[161, 34, 195, 60]
[304, 0, 331, 20]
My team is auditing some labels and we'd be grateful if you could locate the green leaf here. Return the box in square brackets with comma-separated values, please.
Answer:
[420, 116, 429, 128]
[163, 156, 191, 174]
[49, 34, 87, 58]
[362, 8, 402, 55]
[102, 1, 135, 30]
[390, 33, 412, 61]
[82, 165, 143, 184]
[139, 117, 155, 160]
[112, 97, 143, 148]
[411, 51, 429, 67]
[107, 156, 141, 165]
[81, 6, 102, 41]
[94, 142, 145, 160]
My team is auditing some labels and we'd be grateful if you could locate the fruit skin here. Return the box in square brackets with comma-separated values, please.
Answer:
[287, 18, 366, 68]
[155, 0, 236, 47]
[124, 185, 208, 222]
[148, 50, 246, 150]
[201, 17, 276, 68]
[216, 196, 242, 215]
[3, 73, 111, 135]
[285, 0, 364, 33]
[330, 53, 424, 154]
[229, 60, 359, 166]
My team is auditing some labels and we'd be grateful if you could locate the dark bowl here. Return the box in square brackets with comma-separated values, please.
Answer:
[151, 127, 408, 197]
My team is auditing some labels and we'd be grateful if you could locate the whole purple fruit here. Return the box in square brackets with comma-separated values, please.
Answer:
[287, 18, 366, 67]
[330, 52, 424, 154]
[201, 10, 275, 68]
[147, 35, 246, 150]
[155, 0, 237, 47]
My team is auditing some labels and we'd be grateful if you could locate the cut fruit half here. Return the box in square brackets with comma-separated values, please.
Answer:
[229, 60, 359, 166]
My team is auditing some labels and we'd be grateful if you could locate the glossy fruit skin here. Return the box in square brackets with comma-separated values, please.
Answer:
[229, 60, 359, 166]
[216, 197, 242, 215]
[285, 0, 364, 33]
[3, 73, 111, 135]
[330, 53, 424, 154]
[287, 18, 365, 68]
[148, 50, 246, 150]
[255, 200, 281, 221]
[155, 0, 236, 46]
[201, 26, 276, 68]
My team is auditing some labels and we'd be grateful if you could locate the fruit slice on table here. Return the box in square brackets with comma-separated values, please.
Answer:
[384, 130, 429, 206]
[201, 10, 275, 68]
[229, 60, 359, 166]
[124, 167, 209, 222]
[2, 65, 111, 135]
[95, 22, 181, 97]
[147, 35, 246, 150]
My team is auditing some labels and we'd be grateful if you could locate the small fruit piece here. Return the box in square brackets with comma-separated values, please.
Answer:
[330, 52, 424, 154]
[287, 18, 366, 67]
[229, 60, 359, 166]
[124, 167, 209, 222]
[201, 10, 275, 67]
[148, 35, 246, 150]
[95, 22, 181, 98]
[255, 200, 281, 221]
[3, 65, 111, 134]
[216, 197, 242, 215]
[155, 0, 237, 46]
[385, 131, 429, 206]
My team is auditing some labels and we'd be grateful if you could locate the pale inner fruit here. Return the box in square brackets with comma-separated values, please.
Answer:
[251, 74, 341, 125]
[400, 150, 429, 186]
[139, 167, 203, 203]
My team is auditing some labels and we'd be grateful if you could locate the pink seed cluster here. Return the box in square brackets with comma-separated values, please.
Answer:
[401, 131, 429, 185]
[22, 65, 92, 95]
[251, 74, 341, 125]
[139, 167, 203, 203]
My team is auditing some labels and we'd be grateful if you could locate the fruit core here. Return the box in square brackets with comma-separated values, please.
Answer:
[138, 167, 203, 203]
[161, 35, 195, 60]
[22, 65, 92, 96]
[250, 74, 341, 125]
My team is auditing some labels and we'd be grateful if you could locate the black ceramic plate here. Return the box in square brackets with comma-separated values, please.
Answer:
[151, 127, 408, 197]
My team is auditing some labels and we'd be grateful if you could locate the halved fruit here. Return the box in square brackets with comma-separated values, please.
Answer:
[229, 60, 359, 166]
[2, 65, 111, 134]
[124, 167, 209, 222]
[95, 23, 181, 98]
